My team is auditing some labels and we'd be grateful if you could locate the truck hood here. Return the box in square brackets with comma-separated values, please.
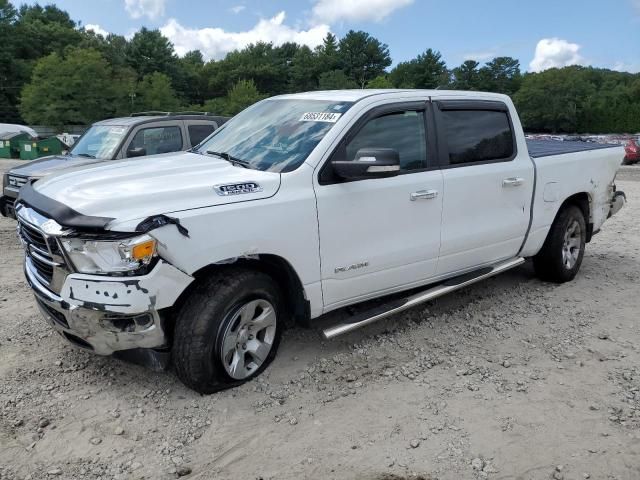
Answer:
[9, 154, 105, 178]
[30, 152, 281, 227]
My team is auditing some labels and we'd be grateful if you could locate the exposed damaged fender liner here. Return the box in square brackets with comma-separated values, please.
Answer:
[136, 215, 190, 238]
[17, 182, 115, 230]
[609, 190, 626, 218]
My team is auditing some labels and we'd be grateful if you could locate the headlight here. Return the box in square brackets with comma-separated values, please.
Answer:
[60, 235, 157, 275]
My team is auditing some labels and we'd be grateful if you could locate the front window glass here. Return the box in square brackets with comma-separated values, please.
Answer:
[345, 110, 427, 171]
[128, 126, 183, 156]
[197, 99, 353, 173]
[71, 125, 128, 159]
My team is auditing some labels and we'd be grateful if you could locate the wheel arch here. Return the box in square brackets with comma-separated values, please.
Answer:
[557, 192, 594, 242]
[164, 254, 311, 341]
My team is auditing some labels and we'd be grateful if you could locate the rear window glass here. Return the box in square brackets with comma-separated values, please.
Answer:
[188, 124, 216, 146]
[441, 109, 514, 165]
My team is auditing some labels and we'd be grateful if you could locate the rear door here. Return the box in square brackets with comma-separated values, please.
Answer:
[434, 99, 534, 275]
[314, 101, 444, 310]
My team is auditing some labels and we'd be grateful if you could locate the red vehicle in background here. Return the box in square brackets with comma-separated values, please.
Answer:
[624, 137, 640, 164]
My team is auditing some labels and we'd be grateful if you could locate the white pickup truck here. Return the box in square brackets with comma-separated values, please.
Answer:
[14, 90, 626, 393]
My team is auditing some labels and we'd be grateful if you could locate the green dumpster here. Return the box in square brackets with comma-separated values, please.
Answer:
[19, 139, 40, 161]
[37, 136, 64, 156]
[0, 132, 32, 159]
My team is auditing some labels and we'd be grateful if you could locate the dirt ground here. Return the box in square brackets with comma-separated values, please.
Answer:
[1, 160, 639, 480]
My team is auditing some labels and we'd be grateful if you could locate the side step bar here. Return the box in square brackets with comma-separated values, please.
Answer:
[322, 257, 525, 339]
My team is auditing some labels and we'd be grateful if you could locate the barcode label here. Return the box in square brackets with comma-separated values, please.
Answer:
[300, 112, 342, 123]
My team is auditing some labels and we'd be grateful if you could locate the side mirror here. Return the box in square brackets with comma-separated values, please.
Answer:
[127, 147, 147, 158]
[332, 148, 401, 180]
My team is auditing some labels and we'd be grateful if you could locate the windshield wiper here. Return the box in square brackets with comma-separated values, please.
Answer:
[206, 151, 251, 169]
[74, 153, 96, 158]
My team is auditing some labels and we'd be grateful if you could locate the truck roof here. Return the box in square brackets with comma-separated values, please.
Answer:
[274, 89, 510, 103]
[93, 114, 229, 127]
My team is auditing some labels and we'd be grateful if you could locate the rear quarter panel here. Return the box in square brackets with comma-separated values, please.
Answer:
[520, 146, 624, 257]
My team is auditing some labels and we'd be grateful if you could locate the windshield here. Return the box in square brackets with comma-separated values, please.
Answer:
[71, 125, 128, 159]
[197, 99, 353, 172]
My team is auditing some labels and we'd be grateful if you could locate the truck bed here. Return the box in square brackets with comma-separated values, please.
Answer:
[526, 139, 620, 158]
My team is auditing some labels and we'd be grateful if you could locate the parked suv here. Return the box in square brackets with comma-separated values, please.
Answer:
[1, 112, 228, 218]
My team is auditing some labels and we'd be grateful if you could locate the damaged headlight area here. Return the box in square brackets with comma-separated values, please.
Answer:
[60, 234, 157, 275]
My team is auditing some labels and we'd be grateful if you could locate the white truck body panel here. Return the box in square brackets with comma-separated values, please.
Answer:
[15, 89, 625, 356]
[520, 146, 622, 257]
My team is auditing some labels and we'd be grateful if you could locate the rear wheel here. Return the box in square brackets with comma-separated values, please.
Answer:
[173, 268, 283, 394]
[533, 205, 586, 283]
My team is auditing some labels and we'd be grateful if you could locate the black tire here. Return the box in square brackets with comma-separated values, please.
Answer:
[533, 205, 586, 283]
[173, 267, 284, 394]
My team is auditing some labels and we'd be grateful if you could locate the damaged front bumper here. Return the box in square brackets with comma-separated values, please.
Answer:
[25, 256, 193, 355]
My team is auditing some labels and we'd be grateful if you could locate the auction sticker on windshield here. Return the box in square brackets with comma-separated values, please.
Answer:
[300, 112, 342, 123]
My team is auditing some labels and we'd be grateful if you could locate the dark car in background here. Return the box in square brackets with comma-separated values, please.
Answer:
[1, 112, 228, 218]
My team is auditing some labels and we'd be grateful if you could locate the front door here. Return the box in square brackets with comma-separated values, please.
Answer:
[314, 102, 444, 311]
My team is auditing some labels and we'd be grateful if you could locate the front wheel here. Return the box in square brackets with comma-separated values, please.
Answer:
[533, 205, 586, 283]
[173, 268, 283, 394]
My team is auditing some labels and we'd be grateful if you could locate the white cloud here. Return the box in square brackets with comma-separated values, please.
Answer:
[311, 0, 413, 24]
[229, 5, 246, 14]
[124, 0, 166, 20]
[613, 61, 640, 73]
[160, 11, 330, 60]
[85, 23, 109, 37]
[529, 38, 585, 72]
[462, 51, 496, 62]
[632, 0, 640, 13]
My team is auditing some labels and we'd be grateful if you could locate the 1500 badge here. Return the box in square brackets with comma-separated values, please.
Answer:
[214, 182, 263, 196]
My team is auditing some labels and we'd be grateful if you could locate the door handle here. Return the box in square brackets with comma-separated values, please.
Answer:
[502, 177, 524, 187]
[410, 190, 438, 201]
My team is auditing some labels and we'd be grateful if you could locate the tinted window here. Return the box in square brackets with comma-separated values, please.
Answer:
[346, 110, 427, 170]
[441, 110, 514, 165]
[128, 126, 183, 156]
[188, 124, 215, 146]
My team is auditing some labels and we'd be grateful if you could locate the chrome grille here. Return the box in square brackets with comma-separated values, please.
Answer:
[7, 175, 27, 189]
[29, 251, 54, 283]
[19, 221, 49, 252]
[17, 215, 67, 290]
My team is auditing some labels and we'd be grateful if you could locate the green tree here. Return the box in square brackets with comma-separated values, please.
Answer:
[0, 0, 20, 121]
[316, 32, 339, 74]
[338, 30, 391, 88]
[0, 1, 84, 122]
[224, 79, 265, 115]
[126, 28, 178, 79]
[478, 57, 521, 94]
[177, 50, 207, 105]
[289, 46, 321, 91]
[451, 60, 481, 90]
[390, 48, 448, 89]
[514, 67, 595, 133]
[366, 75, 393, 88]
[318, 70, 358, 90]
[20, 48, 126, 127]
[136, 72, 181, 112]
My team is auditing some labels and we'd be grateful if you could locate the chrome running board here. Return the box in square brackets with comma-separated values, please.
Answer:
[322, 257, 525, 339]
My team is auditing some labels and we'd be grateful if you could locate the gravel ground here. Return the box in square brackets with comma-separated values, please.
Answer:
[1, 160, 639, 480]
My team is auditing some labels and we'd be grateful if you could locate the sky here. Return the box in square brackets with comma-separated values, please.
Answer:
[23, 0, 640, 73]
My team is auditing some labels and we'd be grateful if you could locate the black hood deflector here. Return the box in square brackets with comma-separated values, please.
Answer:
[17, 182, 115, 231]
